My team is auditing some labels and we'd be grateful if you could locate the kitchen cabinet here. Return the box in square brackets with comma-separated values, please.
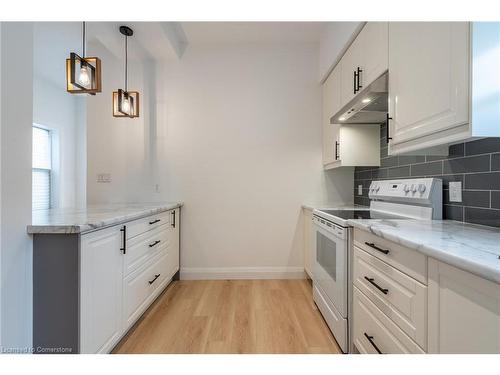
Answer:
[388, 22, 470, 154]
[80, 226, 124, 354]
[352, 229, 427, 353]
[428, 258, 500, 354]
[303, 207, 313, 278]
[323, 64, 342, 167]
[340, 22, 388, 107]
[32, 207, 181, 354]
[323, 66, 380, 170]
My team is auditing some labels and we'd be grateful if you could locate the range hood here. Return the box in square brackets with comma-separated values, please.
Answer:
[330, 72, 388, 125]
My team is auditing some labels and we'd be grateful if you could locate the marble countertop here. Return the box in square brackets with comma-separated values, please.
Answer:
[348, 219, 500, 284]
[28, 202, 183, 234]
[302, 203, 368, 211]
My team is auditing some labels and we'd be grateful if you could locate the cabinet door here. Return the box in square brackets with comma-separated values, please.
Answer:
[341, 22, 388, 107]
[323, 65, 341, 167]
[167, 208, 180, 279]
[303, 208, 313, 278]
[428, 258, 500, 353]
[388, 22, 469, 151]
[80, 226, 124, 353]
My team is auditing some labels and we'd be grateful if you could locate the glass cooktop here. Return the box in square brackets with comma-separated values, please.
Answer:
[319, 210, 408, 220]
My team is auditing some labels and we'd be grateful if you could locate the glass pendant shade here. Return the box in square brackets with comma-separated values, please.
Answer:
[113, 89, 140, 118]
[66, 53, 102, 94]
[113, 25, 140, 118]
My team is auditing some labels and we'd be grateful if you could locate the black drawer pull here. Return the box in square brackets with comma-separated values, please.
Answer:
[364, 333, 383, 354]
[148, 274, 160, 285]
[149, 219, 161, 225]
[120, 226, 126, 254]
[364, 242, 390, 255]
[364, 276, 389, 295]
[149, 240, 161, 248]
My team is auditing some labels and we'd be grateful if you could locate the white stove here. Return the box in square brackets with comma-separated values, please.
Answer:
[311, 178, 442, 353]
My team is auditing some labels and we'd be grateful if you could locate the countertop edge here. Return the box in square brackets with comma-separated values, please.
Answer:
[348, 219, 500, 285]
[28, 202, 183, 235]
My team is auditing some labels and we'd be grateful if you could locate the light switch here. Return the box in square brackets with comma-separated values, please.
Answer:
[97, 173, 111, 183]
[358, 184, 363, 195]
[449, 181, 462, 202]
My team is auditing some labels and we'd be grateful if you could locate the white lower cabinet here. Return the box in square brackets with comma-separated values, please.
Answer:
[79, 208, 180, 353]
[353, 287, 425, 354]
[353, 229, 500, 354]
[80, 225, 124, 354]
[428, 258, 500, 354]
[303, 207, 313, 278]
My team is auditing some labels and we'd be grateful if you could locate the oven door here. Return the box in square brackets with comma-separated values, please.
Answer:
[312, 217, 348, 317]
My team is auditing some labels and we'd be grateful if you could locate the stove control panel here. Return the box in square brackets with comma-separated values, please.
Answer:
[369, 178, 442, 204]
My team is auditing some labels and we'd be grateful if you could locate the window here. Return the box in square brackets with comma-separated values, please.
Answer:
[32, 126, 52, 210]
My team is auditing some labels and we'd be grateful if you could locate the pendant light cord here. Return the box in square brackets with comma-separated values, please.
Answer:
[82, 21, 86, 57]
[125, 34, 128, 92]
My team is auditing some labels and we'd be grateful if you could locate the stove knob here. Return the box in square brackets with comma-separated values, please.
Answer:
[418, 184, 426, 193]
[411, 184, 417, 193]
[375, 185, 380, 192]
[403, 184, 410, 194]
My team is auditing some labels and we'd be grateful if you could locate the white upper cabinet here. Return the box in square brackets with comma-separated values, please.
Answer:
[341, 22, 388, 107]
[323, 64, 342, 167]
[388, 22, 470, 154]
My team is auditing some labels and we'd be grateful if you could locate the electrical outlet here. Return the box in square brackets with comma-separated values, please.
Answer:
[97, 173, 111, 183]
[358, 184, 363, 195]
[449, 181, 462, 202]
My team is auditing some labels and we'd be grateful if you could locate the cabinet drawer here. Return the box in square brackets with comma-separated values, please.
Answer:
[353, 247, 427, 349]
[354, 228, 427, 284]
[124, 224, 170, 276]
[123, 252, 169, 330]
[353, 287, 424, 354]
[126, 211, 171, 239]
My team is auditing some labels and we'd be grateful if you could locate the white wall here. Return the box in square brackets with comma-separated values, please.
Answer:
[0, 22, 33, 350]
[318, 22, 363, 82]
[158, 44, 353, 279]
[33, 22, 86, 209]
[86, 40, 163, 204]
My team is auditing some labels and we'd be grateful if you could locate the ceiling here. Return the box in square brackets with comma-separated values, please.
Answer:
[181, 22, 328, 44]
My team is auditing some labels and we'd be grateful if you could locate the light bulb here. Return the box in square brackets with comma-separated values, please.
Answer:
[78, 65, 90, 87]
[122, 98, 130, 114]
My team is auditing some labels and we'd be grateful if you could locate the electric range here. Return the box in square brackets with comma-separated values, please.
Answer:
[310, 178, 443, 353]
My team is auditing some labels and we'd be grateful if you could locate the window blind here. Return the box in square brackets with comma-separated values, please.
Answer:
[32, 126, 51, 210]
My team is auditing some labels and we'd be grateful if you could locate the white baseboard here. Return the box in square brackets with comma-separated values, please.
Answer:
[180, 266, 306, 280]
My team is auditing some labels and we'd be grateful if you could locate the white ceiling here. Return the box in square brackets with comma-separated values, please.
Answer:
[181, 22, 328, 44]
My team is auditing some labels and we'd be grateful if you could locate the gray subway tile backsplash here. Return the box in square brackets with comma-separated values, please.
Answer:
[443, 154, 490, 174]
[353, 125, 500, 228]
[465, 138, 500, 156]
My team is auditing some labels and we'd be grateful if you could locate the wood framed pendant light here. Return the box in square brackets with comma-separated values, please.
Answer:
[113, 25, 140, 118]
[66, 22, 102, 95]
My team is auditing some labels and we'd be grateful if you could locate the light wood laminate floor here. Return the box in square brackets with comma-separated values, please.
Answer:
[113, 279, 342, 354]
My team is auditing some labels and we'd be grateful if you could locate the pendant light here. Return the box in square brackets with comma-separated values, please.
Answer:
[113, 26, 140, 118]
[66, 22, 102, 95]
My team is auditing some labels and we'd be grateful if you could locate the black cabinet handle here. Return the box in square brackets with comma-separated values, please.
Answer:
[364, 333, 383, 354]
[335, 141, 339, 160]
[148, 274, 160, 285]
[120, 226, 126, 254]
[149, 219, 161, 225]
[364, 242, 390, 255]
[356, 67, 363, 92]
[353, 70, 357, 94]
[364, 276, 389, 295]
[149, 240, 161, 248]
[171, 210, 176, 228]
[386, 113, 392, 143]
